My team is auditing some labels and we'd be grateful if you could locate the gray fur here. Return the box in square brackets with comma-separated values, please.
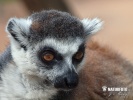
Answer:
[0, 10, 102, 100]
[29, 10, 85, 42]
[0, 46, 12, 73]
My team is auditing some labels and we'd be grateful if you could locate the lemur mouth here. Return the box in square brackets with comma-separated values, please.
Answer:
[42, 78, 53, 87]
[58, 88, 74, 91]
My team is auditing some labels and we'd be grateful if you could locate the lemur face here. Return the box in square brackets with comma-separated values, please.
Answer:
[6, 10, 102, 90]
[32, 37, 84, 89]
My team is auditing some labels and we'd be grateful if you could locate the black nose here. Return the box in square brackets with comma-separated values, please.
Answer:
[54, 72, 79, 89]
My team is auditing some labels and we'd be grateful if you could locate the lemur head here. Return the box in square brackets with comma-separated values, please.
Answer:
[6, 10, 103, 90]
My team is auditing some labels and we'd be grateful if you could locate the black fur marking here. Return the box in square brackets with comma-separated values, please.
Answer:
[11, 32, 20, 42]
[7, 20, 28, 51]
[38, 46, 63, 69]
[0, 46, 12, 74]
[20, 44, 27, 51]
[72, 43, 85, 65]
[29, 10, 85, 43]
[7, 21, 20, 42]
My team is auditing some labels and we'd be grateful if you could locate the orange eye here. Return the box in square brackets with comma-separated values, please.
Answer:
[43, 53, 54, 61]
[74, 52, 83, 60]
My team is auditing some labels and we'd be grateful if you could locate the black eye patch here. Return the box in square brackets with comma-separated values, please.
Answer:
[38, 46, 63, 66]
[72, 43, 85, 64]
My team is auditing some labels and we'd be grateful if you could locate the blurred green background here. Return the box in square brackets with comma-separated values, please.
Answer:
[1, 0, 133, 63]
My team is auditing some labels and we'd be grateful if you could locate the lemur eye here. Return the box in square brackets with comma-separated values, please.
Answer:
[43, 52, 54, 61]
[74, 51, 84, 60]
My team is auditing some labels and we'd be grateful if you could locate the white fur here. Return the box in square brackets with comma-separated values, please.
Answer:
[11, 43, 39, 75]
[81, 18, 103, 34]
[36, 38, 83, 55]
[0, 63, 57, 100]
[0, 38, 61, 100]
[0, 63, 26, 100]
[11, 37, 83, 77]
[6, 18, 32, 35]
[0, 37, 84, 100]
[35, 38, 84, 71]
[6, 18, 32, 46]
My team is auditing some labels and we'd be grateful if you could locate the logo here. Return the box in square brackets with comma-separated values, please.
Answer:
[102, 86, 107, 92]
[102, 86, 129, 96]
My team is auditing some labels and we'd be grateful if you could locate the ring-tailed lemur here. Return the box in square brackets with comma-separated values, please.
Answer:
[0, 10, 102, 100]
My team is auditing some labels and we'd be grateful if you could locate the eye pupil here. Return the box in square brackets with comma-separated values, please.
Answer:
[75, 52, 83, 60]
[43, 53, 54, 61]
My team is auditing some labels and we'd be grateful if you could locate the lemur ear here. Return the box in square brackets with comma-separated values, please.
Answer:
[81, 18, 103, 35]
[6, 18, 32, 49]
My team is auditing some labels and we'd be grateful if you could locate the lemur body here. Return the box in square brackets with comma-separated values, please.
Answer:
[0, 10, 133, 100]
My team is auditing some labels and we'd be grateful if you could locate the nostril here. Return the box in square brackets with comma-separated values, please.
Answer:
[64, 77, 69, 87]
